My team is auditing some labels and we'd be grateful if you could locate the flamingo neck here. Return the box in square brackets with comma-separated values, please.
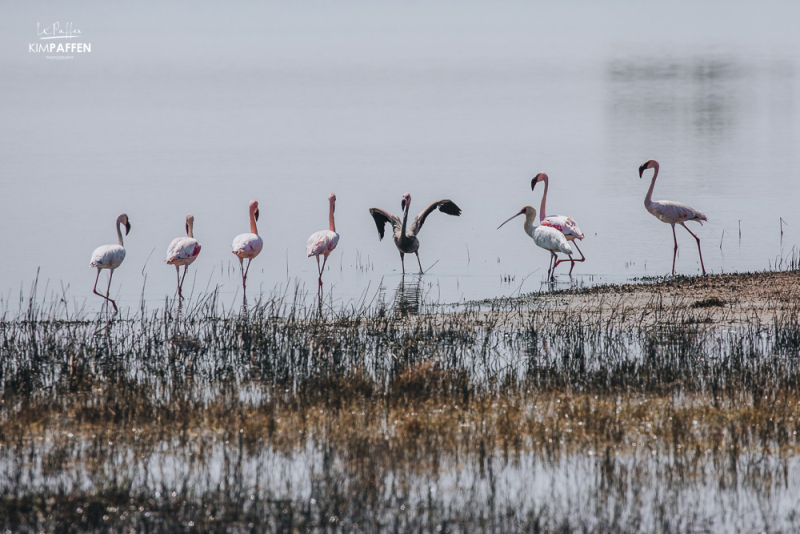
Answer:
[539, 176, 549, 222]
[645, 162, 660, 206]
[328, 201, 336, 232]
[187, 220, 194, 239]
[250, 210, 258, 235]
[116, 219, 124, 247]
[401, 200, 410, 236]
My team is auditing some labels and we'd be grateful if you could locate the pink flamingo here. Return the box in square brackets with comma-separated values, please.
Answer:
[306, 193, 340, 284]
[639, 159, 707, 275]
[165, 213, 201, 299]
[231, 199, 263, 291]
[89, 213, 131, 314]
[531, 172, 585, 276]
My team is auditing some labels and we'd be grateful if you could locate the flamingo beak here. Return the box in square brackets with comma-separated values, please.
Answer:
[638, 163, 647, 178]
[531, 177, 538, 191]
[185, 223, 189, 234]
[401, 199, 406, 211]
[255, 208, 260, 221]
[124, 221, 131, 235]
[497, 209, 525, 230]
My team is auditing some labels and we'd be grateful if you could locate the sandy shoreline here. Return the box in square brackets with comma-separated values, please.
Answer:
[497, 270, 800, 327]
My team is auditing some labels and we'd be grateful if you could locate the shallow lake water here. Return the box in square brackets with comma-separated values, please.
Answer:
[1, 1, 799, 311]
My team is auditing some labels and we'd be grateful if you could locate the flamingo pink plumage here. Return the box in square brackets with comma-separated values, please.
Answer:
[165, 213, 201, 299]
[306, 193, 340, 284]
[531, 172, 586, 276]
[639, 159, 707, 275]
[89, 213, 131, 314]
[231, 199, 263, 292]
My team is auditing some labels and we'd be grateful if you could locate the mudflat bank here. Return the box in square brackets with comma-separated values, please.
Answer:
[508, 270, 800, 327]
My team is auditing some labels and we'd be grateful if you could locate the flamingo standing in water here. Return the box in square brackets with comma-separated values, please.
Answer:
[498, 206, 572, 280]
[165, 213, 201, 299]
[231, 199, 263, 291]
[369, 193, 461, 274]
[639, 159, 707, 275]
[306, 193, 340, 285]
[531, 172, 585, 275]
[89, 213, 131, 313]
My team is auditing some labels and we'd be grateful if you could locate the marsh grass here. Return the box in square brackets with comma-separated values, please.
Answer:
[2, 273, 800, 532]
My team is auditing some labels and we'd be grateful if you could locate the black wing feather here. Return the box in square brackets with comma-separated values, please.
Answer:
[411, 200, 461, 235]
[369, 208, 400, 241]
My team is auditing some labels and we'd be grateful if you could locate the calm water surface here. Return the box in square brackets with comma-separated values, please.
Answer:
[1, 1, 799, 312]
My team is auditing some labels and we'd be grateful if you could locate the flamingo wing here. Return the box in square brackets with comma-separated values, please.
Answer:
[651, 201, 707, 224]
[410, 199, 461, 236]
[542, 215, 584, 240]
[307, 230, 339, 257]
[232, 233, 263, 258]
[90, 244, 126, 270]
[368, 208, 401, 240]
[166, 237, 201, 263]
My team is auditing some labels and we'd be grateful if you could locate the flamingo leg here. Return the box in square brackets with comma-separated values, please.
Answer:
[316, 254, 321, 276]
[550, 253, 569, 278]
[243, 258, 252, 289]
[238, 257, 246, 290]
[680, 223, 706, 275]
[553, 242, 586, 276]
[106, 269, 118, 314]
[92, 268, 109, 311]
[671, 223, 678, 275]
[179, 265, 189, 298]
[550, 255, 574, 276]
[552, 254, 575, 276]
[319, 254, 328, 285]
[551, 254, 568, 275]
[400, 252, 405, 275]
[175, 265, 182, 298]
[415, 252, 423, 274]
[92, 268, 102, 296]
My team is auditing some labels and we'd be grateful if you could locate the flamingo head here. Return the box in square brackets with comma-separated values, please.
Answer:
[401, 192, 411, 211]
[639, 159, 657, 178]
[249, 199, 259, 221]
[498, 206, 535, 229]
[117, 213, 131, 235]
[185, 213, 194, 235]
[530, 172, 548, 191]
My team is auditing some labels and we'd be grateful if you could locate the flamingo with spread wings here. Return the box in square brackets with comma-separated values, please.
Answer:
[369, 193, 461, 274]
